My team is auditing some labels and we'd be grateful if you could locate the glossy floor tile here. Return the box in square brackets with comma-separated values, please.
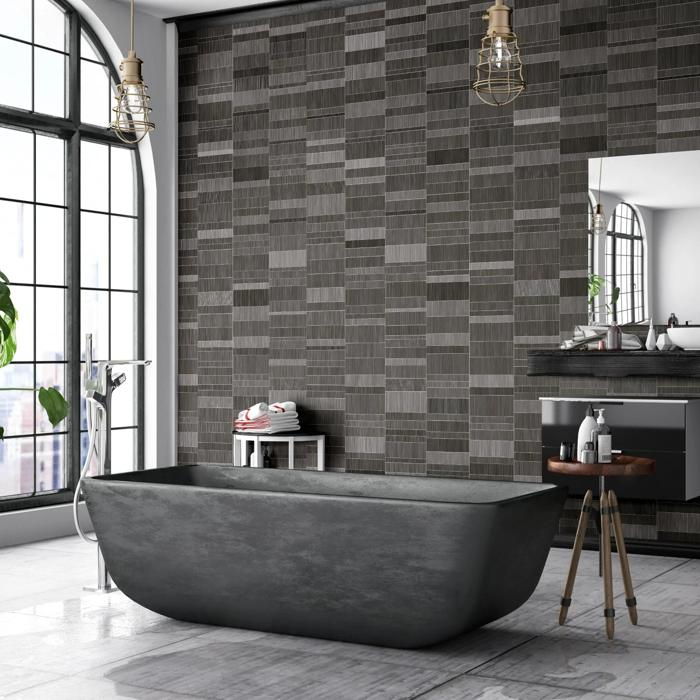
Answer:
[0, 536, 697, 699]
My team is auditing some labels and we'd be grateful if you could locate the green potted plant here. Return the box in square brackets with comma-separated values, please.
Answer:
[587, 273, 620, 325]
[0, 270, 69, 439]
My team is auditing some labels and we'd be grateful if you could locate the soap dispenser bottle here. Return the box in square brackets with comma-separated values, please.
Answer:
[577, 404, 597, 462]
[595, 408, 612, 463]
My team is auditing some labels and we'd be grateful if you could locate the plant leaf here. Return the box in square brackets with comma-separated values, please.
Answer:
[610, 286, 620, 305]
[38, 387, 70, 428]
[0, 272, 17, 369]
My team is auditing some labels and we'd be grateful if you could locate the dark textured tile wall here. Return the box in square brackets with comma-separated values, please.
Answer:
[178, 0, 700, 546]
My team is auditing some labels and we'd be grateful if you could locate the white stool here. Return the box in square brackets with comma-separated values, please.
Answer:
[233, 432, 325, 471]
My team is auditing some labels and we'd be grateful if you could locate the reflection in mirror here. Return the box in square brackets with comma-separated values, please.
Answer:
[588, 151, 700, 327]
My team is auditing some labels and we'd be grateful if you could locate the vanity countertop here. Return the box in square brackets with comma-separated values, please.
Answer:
[527, 349, 700, 378]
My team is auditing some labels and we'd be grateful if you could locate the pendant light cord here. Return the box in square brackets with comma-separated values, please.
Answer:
[597, 157, 603, 205]
[130, 0, 135, 54]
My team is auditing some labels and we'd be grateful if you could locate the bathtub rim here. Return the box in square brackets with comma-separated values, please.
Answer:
[86, 464, 566, 507]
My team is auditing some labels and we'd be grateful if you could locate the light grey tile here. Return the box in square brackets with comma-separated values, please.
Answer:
[474, 636, 700, 700]
[628, 580, 700, 615]
[550, 608, 700, 654]
[0, 607, 202, 675]
[422, 673, 629, 699]
[6, 676, 201, 700]
[0, 663, 61, 696]
[84, 637, 457, 700]
[652, 559, 700, 587]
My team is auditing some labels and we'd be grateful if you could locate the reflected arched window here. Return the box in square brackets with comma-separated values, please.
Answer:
[0, 0, 143, 510]
[606, 203, 645, 325]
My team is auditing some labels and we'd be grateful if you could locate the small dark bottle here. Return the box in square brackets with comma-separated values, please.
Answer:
[559, 442, 572, 461]
[668, 313, 679, 328]
[263, 446, 273, 469]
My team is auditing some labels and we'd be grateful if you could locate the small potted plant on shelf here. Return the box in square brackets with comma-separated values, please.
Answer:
[587, 273, 620, 326]
[0, 270, 69, 440]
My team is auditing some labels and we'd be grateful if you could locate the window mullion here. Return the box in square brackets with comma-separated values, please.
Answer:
[66, 8, 81, 494]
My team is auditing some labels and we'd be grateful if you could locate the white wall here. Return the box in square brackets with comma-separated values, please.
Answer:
[651, 208, 700, 324]
[74, 0, 178, 469]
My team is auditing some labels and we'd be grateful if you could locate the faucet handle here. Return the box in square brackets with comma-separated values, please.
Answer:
[112, 373, 127, 388]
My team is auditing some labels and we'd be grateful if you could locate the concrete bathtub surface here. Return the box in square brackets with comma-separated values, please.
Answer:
[83, 466, 566, 648]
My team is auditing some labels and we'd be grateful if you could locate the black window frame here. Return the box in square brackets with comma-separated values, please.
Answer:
[0, 0, 145, 513]
[606, 202, 645, 325]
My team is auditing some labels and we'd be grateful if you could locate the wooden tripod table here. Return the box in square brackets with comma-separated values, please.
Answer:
[547, 455, 655, 640]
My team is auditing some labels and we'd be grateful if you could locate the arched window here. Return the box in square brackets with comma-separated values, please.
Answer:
[0, 0, 143, 511]
[606, 203, 645, 325]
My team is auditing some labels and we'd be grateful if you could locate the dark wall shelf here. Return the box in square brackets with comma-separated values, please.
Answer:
[527, 350, 700, 378]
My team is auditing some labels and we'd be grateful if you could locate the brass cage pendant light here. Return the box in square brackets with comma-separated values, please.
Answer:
[473, 0, 525, 107]
[111, 0, 155, 144]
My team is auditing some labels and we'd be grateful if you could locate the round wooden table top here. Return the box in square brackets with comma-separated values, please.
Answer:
[547, 454, 655, 477]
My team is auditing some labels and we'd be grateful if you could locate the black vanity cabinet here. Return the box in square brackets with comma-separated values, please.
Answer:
[541, 398, 700, 501]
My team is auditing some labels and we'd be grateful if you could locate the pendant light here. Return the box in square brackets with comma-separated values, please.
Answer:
[592, 158, 607, 236]
[111, 0, 155, 144]
[472, 0, 525, 107]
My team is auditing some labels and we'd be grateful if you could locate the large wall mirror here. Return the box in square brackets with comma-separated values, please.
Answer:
[588, 150, 700, 326]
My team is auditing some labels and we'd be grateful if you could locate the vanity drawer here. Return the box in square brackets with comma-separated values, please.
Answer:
[541, 398, 700, 501]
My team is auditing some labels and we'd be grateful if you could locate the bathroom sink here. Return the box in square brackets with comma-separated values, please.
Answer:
[668, 327, 700, 350]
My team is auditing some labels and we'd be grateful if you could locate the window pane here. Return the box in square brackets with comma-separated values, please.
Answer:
[111, 292, 137, 361]
[5, 0, 32, 42]
[0, 364, 35, 437]
[110, 147, 136, 216]
[81, 141, 109, 212]
[81, 212, 109, 288]
[0, 38, 32, 111]
[1, 200, 34, 284]
[36, 206, 65, 285]
[34, 0, 67, 52]
[111, 428, 136, 474]
[80, 60, 111, 127]
[10, 285, 34, 363]
[34, 48, 67, 117]
[112, 365, 136, 428]
[81, 289, 109, 361]
[111, 216, 137, 290]
[36, 286, 65, 361]
[36, 433, 65, 492]
[0, 437, 34, 497]
[81, 32, 103, 63]
[36, 363, 66, 433]
[36, 134, 65, 206]
[0, 127, 33, 201]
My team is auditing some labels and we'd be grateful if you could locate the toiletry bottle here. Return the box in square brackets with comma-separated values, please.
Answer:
[668, 313, 679, 328]
[263, 446, 273, 469]
[581, 441, 596, 464]
[606, 322, 622, 351]
[646, 318, 656, 351]
[595, 408, 612, 463]
[577, 404, 597, 462]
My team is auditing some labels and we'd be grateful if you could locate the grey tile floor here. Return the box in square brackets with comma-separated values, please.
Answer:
[0, 536, 698, 699]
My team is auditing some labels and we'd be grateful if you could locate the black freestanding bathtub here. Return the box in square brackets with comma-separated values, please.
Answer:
[83, 466, 565, 648]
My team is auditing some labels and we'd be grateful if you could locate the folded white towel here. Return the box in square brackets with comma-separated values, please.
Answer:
[236, 426, 300, 434]
[240, 402, 268, 420]
[236, 412, 298, 422]
[269, 401, 296, 413]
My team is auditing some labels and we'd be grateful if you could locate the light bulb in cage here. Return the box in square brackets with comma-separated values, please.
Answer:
[111, 51, 154, 144]
[592, 203, 607, 236]
[472, 0, 525, 107]
[488, 37, 512, 70]
[110, 0, 155, 145]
